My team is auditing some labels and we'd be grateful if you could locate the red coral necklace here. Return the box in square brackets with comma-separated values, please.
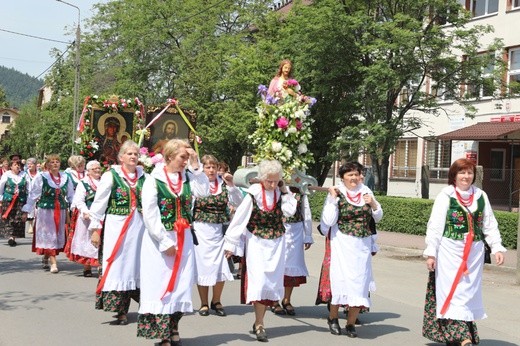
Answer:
[346, 191, 361, 204]
[261, 184, 277, 211]
[210, 179, 218, 194]
[121, 166, 138, 187]
[455, 187, 474, 207]
[49, 172, 61, 186]
[164, 167, 182, 194]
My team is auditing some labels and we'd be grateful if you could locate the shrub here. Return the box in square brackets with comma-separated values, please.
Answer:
[307, 192, 517, 249]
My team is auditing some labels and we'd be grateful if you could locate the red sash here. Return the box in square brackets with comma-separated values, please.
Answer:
[1, 193, 18, 219]
[440, 212, 474, 316]
[53, 189, 61, 235]
[96, 188, 136, 295]
[161, 198, 189, 299]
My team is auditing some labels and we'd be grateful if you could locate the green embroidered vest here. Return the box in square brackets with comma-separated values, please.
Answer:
[443, 195, 485, 241]
[37, 174, 69, 210]
[337, 194, 372, 238]
[283, 193, 303, 224]
[156, 175, 192, 231]
[81, 180, 97, 209]
[193, 184, 229, 224]
[246, 194, 285, 239]
[106, 169, 145, 215]
[2, 175, 27, 204]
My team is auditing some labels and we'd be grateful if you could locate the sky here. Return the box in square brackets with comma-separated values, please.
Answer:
[0, 0, 108, 79]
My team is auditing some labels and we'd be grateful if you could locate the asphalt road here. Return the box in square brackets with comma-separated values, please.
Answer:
[1, 228, 519, 346]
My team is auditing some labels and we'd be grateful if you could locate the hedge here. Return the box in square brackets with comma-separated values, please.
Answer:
[307, 191, 517, 249]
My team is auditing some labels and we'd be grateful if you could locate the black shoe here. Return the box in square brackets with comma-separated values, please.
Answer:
[198, 304, 209, 316]
[210, 301, 227, 317]
[8, 238, 16, 247]
[345, 324, 357, 338]
[171, 331, 182, 346]
[327, 317, 341, 335]
[252, 323, 268, 342]
[272, 302, 286, 315]
[109, 318, 128, 325]
[282, 301, 296, 316]
[83, 269, 92, 277]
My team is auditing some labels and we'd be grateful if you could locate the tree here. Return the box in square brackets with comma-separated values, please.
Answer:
[261, 0, 504, 191]
[0, 86, 8, 107]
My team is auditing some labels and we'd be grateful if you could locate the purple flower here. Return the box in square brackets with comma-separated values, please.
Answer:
[276, 116, 289, 130]
[265, 94, 279, 105]
[257, 84, 268, 96]
[309, 97, 317, 107]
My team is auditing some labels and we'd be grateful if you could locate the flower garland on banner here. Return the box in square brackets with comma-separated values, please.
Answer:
[250, 82, 317, 179]
[142, 97, 202, 156]
[75, 95, 149, 167]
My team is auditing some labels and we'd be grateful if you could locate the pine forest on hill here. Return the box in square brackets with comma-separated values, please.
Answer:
[0, 66, 43, 108]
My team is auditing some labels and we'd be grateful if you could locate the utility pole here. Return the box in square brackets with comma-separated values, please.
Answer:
[56, 0, 80, 155]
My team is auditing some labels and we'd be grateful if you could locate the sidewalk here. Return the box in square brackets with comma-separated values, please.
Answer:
[376, 230, 518, 271]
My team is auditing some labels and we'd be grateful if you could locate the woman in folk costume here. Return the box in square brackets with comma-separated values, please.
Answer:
[89, 140, 146, 326]
[423, 158, 506, 346]
[64, 160, 101, 277]
[271, 186, 313, 316]
[320, 162, 382, 338]
[137, 139, 209, 346]
[224, 159, 296, 342]
[64, 155, 86, 190]
[24, 157, 39, 235]
[22, 154, 75, 273]
[0, 160, 29, 247]
[193, 155, 243, 317]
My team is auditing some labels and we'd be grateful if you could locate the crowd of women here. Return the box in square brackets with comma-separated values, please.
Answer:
[1, 141, 506, 346]
[0, 60, 508, 346]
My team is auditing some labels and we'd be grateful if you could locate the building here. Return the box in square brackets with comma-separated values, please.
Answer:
[0, 107, 19, 144]
[387, 0, 520, 210]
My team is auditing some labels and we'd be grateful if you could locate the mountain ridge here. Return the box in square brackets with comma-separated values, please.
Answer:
[0, 66, 43, 108]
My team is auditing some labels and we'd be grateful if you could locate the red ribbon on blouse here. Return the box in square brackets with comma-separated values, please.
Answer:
[2, 193, 18, 219]
[440, 212, 475, 316]
[96, 187, 137, 295]
[161, 198, 190, 300]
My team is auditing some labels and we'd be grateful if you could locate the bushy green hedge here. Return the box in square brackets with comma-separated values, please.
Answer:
[307, 192, 518, 249]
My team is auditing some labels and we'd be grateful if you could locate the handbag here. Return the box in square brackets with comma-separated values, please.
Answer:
[483, 239, 492, 264]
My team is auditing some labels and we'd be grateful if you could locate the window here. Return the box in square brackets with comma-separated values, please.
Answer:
[2, 115, 10, 123]
[467, 53, 495, 98]
[425, 139, 451, 179]
[391, 138, 417, 179]
[490, 148, 505, 181]
[470, 0, 499, 17]
[509, 48, 520, 91]
[514, 0, 520, 9]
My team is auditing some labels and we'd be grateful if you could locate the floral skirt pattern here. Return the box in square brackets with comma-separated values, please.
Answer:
[0, 204, 25, 238]
[316, 235, 332, 304]
[137, 312, 183, 340]
[422, 271, 479, 344]
[95, 289, 140, 314]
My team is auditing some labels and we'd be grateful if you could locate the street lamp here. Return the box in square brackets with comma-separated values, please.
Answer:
[56, 0, 80, 155]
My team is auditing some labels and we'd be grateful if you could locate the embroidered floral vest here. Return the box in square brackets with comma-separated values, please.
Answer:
[337, 194, 372, 238]
[443, 195, 485, 241]
[193, 184, 229, 224]
[81, 181, 97, 209]
[283, 193, 303, 224]
[106, 169, 145, 215]
[2, 176, 27, 204]
[37, 175, 69, 210]
[66, 171, 80, 189]
[246, 194, 285, 239]
[156, 175, 192, 231]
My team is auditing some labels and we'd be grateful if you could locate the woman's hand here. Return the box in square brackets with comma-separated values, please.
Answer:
[224, 250, 234, 259]
[329, 186, 338, 198]
[21, 212, 28, 223]
[363, 194, 378, 209]
[91, 230, 101, 248]
[426, 256, 436, 271]
[222, 172, 234, 187]
[82, 212, 90, 221]
[494, 252, 505, 266]
[164, 246, 177, 257]
[186, 148, 199, 170]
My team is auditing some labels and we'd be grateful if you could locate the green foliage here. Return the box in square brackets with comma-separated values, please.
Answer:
[307, 192, 518, 249]
[0, 66, 43, 107]
[0, 86, 8, 107]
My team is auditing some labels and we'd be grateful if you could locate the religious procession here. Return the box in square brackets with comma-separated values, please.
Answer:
[0, 59, 508, 346]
